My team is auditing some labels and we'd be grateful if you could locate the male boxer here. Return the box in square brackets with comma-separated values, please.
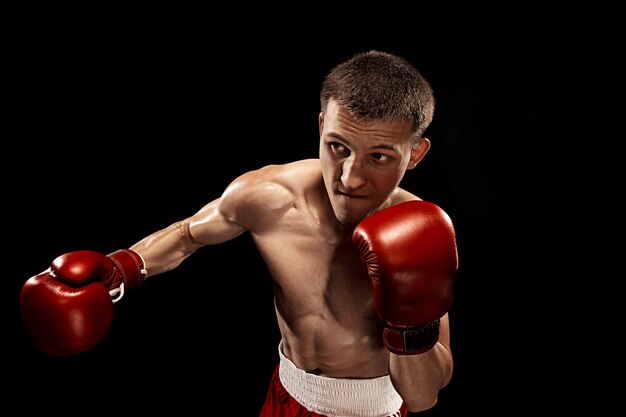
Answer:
[21, 50, 458, 416]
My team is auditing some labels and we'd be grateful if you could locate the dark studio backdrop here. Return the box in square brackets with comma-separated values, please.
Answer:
[6, 15, 608, 415]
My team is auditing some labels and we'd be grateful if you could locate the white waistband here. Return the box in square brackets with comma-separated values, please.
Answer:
[278, 341, 403, 417]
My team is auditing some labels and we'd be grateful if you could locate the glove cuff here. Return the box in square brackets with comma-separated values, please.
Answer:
[383, 319, 440, 355]
[105, 249, 147, 290]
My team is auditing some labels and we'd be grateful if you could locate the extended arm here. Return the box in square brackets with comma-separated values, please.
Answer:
[20, 168, 269, 356]
[129, 197, 246, 277]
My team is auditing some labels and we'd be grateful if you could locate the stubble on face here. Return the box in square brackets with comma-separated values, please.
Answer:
[319, 102, 415, 227]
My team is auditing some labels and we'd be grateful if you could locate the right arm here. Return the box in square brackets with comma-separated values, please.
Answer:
[128, 198, 244, 277]
[20, 165, 292, 356]
[130, 164, 291, 278]
[19, 198, 245, 357]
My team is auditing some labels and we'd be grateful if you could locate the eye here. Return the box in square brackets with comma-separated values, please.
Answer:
[370, 153, 392, 163]
[330, 142, 350, 157]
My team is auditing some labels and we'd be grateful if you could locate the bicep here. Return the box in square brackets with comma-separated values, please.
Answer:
[188, 166, 293, 244]
[187, 197, 247, 245]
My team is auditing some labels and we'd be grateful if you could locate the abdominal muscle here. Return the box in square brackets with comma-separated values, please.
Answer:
[274, 291, 390, 379]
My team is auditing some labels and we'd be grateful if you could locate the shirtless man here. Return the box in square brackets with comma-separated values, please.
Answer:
[21, 50, 458, 416]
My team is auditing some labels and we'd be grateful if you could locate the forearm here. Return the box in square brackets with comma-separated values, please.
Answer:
[388, 314, 453, 412]
[129, 220, 203, 277]
[352, 200, 457, 411]
[128, 198, 248, 277]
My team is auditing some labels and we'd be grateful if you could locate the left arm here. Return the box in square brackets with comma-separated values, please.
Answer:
[352, 200, 458, 413]
[389, 314, 453, 411]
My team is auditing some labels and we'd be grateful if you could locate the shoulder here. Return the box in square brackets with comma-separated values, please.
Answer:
[253, 159, 321, 187]
[389, 189, 452, 215]
[388, 189, 454, 226]
[220, 159, 321, 228]
[223, 159, 320, 202]
[389, 187, 422, 205]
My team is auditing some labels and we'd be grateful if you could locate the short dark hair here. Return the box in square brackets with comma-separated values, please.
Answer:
[320, 50, 435, 139]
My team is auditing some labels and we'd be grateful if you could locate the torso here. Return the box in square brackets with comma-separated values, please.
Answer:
[228, 159, 414, 378]
[254, 200, 385, 378]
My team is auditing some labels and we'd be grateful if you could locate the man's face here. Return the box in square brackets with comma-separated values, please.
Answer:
[318, 100, 428, 225]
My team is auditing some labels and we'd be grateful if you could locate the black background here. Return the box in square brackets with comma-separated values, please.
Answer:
[5, 10, 616, 416]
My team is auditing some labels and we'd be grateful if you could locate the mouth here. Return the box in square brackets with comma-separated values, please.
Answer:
[337, 190, 368, 199]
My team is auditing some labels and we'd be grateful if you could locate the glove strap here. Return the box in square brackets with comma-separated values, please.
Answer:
[383, 319, 441, 355]
[106, 249, 148, 291]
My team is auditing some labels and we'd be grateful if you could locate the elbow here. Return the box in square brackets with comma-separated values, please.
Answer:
[404, 392, 440, 413]
[402, 368, 453, 413]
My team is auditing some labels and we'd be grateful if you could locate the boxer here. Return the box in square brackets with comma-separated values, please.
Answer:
[21, 50, 458, 416]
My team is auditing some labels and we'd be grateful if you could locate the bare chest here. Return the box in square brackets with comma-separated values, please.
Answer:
[251, 217, 376, 323]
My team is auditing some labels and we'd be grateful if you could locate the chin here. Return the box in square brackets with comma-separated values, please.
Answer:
[333, 209, 365, 227]
[333, 211, 349, 225]
[331, 207, 350, 225]
[331, 198, 372, 226]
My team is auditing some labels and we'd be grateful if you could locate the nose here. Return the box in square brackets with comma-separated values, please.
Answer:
[341, 157, 367, 191]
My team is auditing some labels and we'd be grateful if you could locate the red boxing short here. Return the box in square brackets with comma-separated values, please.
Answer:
[259, 342, 407, 417]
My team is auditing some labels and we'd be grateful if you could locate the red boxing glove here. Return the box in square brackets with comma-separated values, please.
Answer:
[353, 201, 458, 355]
[20, 249, 147, 356]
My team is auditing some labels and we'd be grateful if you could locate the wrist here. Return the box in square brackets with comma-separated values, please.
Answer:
[102, 249, 147, 301]
[383, 319, 441, 355]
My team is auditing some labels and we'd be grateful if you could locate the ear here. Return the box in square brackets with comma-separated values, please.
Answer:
[406, 138, 431, 170]
[318, 112, 324, 136]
